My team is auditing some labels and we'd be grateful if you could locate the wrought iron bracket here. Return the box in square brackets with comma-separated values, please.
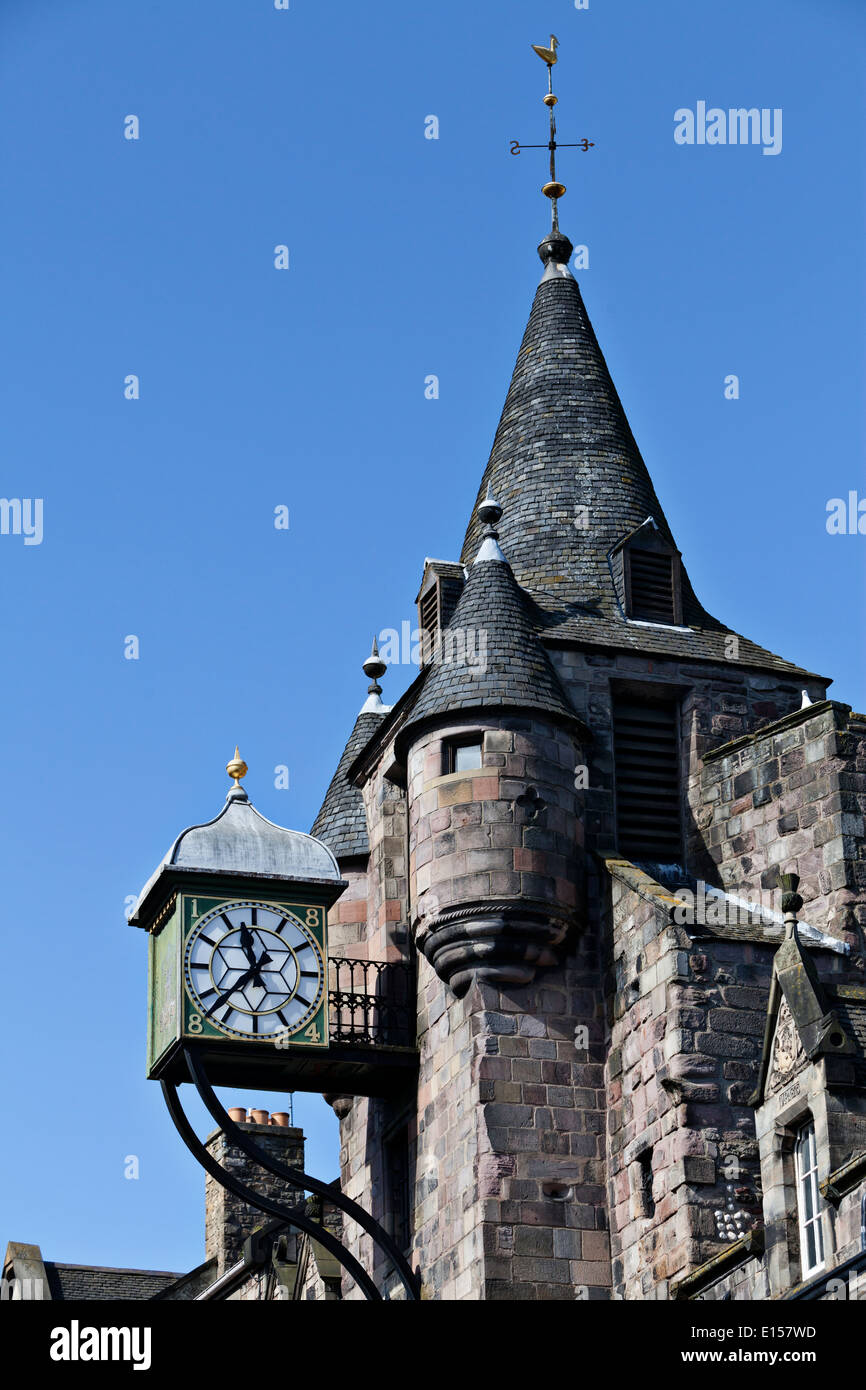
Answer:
[161, 1044, 420, 1301]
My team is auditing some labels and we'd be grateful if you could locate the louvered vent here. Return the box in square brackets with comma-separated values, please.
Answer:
[418, 575, 464, 666]
[419, 587, 438, 662]
[629, 549, 675, 624]
[613, 697, 682, 863]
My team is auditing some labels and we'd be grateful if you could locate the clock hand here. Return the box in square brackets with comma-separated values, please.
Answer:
[239, 922, 257, 968]
[204, 949, 277, 1020]
[205, 964, 258, 1018]
[249, 947, 273, 991]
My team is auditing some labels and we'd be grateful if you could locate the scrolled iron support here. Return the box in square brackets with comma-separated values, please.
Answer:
[182, 1046, 420, 1301]
[161, 1077, 382, 1301]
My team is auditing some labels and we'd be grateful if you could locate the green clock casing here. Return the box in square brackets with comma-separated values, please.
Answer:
[146, 887, 332, 1084]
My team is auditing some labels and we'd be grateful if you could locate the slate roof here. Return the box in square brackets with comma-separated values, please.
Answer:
[43, 1262, 182, 1300]
[458, 236, 824, 681]
[310, 709, 384, 858]
[825, 986, 866, 1087]
[396, 551, 582, 754]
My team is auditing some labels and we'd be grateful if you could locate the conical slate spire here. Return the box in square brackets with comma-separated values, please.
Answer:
[457, 234, 824, 679]
[461, 238, 683, 617]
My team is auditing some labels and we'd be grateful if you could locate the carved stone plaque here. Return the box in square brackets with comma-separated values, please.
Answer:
[768, 995, 806, 1095]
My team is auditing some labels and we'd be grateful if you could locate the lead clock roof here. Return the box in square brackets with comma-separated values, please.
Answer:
[130, 786, 342, 926]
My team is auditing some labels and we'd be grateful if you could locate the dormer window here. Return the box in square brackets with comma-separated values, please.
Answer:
[612, 518, 683, 627]
[416, 562, 465, 667]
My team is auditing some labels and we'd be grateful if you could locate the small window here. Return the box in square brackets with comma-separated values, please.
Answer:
[383, 1126, 412, 1253]
[634, 1148, 655, 1218]
[444, 738, 483, 774]
[795, 1121, 825, 1277]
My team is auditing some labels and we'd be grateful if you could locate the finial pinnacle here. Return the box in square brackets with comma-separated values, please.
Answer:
[226, 745, 248, 788]
[778, 872, 803, 938]
[362, 636, 387, 693]
[478, 488, 503, 534]
[474, 492, 507, 564]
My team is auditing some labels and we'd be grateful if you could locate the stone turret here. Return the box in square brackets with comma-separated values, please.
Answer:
[400, 493, 590, 997]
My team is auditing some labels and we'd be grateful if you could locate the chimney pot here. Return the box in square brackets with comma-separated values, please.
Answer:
[271, 1112, 290, 1127]
[227, 1107, 247, 1124]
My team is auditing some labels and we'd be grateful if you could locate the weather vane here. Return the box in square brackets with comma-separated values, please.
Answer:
[510, 36, 594, 233]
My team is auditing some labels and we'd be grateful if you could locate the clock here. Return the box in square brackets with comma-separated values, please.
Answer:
[144, 887, 333, 1083]
[134, 757, 348, 1087]
[183, 900, 326, 1042]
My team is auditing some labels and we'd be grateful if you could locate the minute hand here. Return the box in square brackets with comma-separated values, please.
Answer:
[204, 954, 272, 1019]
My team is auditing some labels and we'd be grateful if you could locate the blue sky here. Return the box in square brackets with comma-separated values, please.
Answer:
[0, 0, 862, 1273]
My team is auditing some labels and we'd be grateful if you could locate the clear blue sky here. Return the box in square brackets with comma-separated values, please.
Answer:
[0, 0, 862, 1273]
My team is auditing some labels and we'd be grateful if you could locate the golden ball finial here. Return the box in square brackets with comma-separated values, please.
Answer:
[226, 745, 248, 787]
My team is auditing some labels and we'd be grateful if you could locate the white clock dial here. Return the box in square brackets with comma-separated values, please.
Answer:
[183, 901, 325, 1040]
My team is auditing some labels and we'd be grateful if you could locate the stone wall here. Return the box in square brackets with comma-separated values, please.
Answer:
[337, 938, 610, 1300]
[697, 701, 866, 938]
[547, 647, 819, 865]
[327, 859, 370, 957]
[359, 753, 410, 962]
[605, 862, 773, 1299]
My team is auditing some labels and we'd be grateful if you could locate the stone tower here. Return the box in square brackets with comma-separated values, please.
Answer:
[310, 225, 866, 1300]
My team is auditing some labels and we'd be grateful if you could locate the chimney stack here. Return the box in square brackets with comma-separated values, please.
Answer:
[204, 1106, 305, 1277]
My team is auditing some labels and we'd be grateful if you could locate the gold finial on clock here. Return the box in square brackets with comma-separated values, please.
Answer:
[226, 746, 248, 787]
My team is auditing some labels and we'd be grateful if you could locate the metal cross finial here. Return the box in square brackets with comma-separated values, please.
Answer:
[511, 36, 595, 233]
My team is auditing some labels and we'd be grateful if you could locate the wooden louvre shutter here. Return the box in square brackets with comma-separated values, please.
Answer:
[628, 549, 676, 623]
[419, 587, 438, 665]
[613, 696, 682, 863]
[418, 575, 464, 666]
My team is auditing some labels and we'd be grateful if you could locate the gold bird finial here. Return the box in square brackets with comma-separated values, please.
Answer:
[226, 745, 248, 787]
[532, 35, 559, 67]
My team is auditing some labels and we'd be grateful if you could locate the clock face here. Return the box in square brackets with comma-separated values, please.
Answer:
[183, 900, 326, 1041]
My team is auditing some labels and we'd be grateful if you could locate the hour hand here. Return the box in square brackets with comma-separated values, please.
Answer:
[250, 949, 272, 990]
[239, 923, 257, 967]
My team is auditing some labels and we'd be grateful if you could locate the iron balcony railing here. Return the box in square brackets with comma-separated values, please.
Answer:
[327, 957, 415, 1049]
